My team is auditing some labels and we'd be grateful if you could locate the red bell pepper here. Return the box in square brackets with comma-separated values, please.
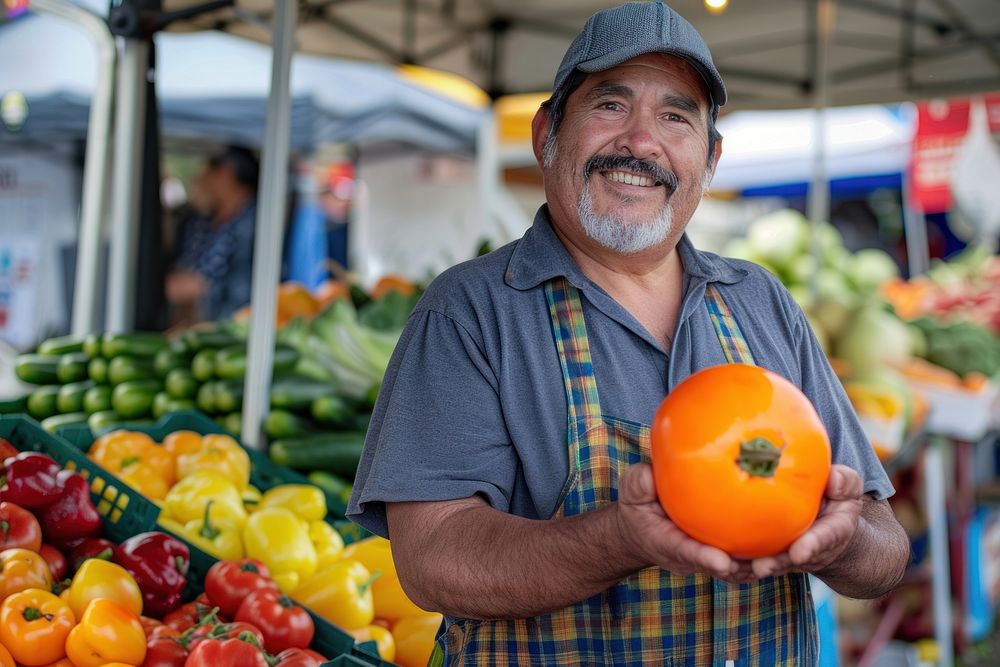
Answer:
[114, 531, 190, 618]
[38, 543, 68, 580]
[0, 452, 63, 508]
[0, 501, 42, 552]
[67, 537, 115, 573]
[234, 589, 314, 654]
[38, 470, 101, 546]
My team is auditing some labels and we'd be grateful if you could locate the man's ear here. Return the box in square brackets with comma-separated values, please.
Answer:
[531, 106, 552, 167]
[708, 136, 723, 179]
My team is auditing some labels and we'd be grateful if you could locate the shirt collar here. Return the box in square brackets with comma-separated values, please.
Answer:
[504, 205, 748, 291]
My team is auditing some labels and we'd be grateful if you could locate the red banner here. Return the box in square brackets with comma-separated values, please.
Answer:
[910, 93, 1000, 214]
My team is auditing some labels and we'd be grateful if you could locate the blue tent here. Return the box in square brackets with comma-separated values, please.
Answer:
[1, 13, 485, 155]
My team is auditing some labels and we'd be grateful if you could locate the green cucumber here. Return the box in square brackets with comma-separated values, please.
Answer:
[190, 349, 217, 382]
[270, 378, 337, 412]
[56, 353, 91, 384]
[220, 412, 242, 438]
[183, 327, 243, 352]
[306, 470, 354, 508]
[57, 380, 96, 414]
[83, 385, 113, 415]
[88, 409, 122, 434]
[263, 408, 315, 440]
[26, 386, 61, 419]
[107, 355, 158, 386]
[152, 392, 196, 419]
[82, 333, 102, 358]
[309, 395, 354, 427]
[40, 412, 89, 434]
[196, 381, 217, 414]
[15, 354, 60, 385]
[87, 357, 108, 384]
[268, 432, 367, 477]
[154, 347, 193, 378]
[165, 368, 198, 399]
[214, 381, 244, 414]
[111, 379, 162, 419]
[101, 332, 168, 358]
[214, 344, 299, 380]
[37, 334, 86, 356]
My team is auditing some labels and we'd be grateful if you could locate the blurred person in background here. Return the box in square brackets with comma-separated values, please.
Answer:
[165, 145, 259, 326]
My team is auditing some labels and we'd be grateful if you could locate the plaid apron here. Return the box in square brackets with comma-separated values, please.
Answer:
[437, 279, 817, 666]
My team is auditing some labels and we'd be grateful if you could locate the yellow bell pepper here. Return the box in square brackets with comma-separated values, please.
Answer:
[258, 484, 327, 522]
[342, 536, 433, 621]
[243, 507, 317, 594]
[162, 469, 247, 528]
[308, 520, 345, 569]
[66, 558, 143, 619]
[242, 484, 262, 512]
[175, 433, 250, 490]
[292, 558, 377, 630]
[158, 502, 245, 561]
[64, 598, 147, 667]
[392, 613, 444, 667]
[348, 624, 396, 663]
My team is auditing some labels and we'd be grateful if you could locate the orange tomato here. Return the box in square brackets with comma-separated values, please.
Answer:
[650, 363, 831, 559]
[0, 588, 74, 665]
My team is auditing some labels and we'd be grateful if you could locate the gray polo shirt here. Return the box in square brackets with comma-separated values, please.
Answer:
[348, 207, 893, 537]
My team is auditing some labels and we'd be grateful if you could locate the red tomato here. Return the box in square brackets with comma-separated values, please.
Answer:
[271, 648, 324, 667]
[162, 599, 214, 632]
[0, 502, 42, 552]
[650, 363, 832, 559]
[235, 589, 314, 654]
[184, 636, 269, 667]
[204, 559, 278, 619]
[143, 634, 188, 667]
[38, 543, 67, 580]
[187, 621, 264, 652]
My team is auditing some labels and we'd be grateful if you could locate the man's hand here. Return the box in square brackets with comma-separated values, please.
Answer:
[617, 463, 755, 583]
[750, 464, 864, 579]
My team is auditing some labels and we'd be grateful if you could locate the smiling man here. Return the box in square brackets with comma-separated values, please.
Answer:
[348, 2, 909, 665]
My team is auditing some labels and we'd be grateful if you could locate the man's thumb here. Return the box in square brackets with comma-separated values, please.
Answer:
[619, 463, 657, 505]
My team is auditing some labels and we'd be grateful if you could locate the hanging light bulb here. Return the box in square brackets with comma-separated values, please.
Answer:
[705, 0, 729, 14]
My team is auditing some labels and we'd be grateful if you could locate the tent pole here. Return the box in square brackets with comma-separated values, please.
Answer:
[106, 37, 149, 333]
[242, 0, 297, 450]
[31, 0, 116, 336]
[901, 144, 930, 276]
[807, 0, 834, 302]
[477, 107, 499, 245]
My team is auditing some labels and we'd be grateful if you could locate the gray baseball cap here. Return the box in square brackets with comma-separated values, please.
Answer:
[553, 1, 727, 114]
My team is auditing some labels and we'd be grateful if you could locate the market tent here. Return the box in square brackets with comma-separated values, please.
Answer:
[0, 13, 485, 155]
[156, 0, 1000, 109]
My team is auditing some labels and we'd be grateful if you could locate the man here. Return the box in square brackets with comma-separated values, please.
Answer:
[166, 145, 258, 324]
[347, 2, 909, 664]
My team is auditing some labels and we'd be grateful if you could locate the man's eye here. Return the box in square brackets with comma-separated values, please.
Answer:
[600, 102, 622, 111]
[664, 113, 687, 123]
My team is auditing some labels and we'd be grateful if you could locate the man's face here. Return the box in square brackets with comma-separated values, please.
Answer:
[535, 53, 720, 256]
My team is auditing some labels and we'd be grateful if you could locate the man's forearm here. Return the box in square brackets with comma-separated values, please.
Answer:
[388, 500, 645, 619]
[815, 498, 909, 599]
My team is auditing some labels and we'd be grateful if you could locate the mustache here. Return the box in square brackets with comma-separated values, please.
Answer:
[583, 155, 678, 193]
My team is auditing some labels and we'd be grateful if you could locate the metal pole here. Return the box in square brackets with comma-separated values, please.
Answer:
[241, 0, 297, 450]
[476, 108, 499, 244]
[30, 0, 116, 336]
[106, 37, 149, 332]
[901, 157, 930, 276]
[807, 0, 834, 304]
[925, 437, 954, 667]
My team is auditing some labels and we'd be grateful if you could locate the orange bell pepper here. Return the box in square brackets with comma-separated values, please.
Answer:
[0, 548, 53, 602]
[0, 588, 75, 665]
[65, 598, 146, 667]
[0, 643, 13, 667]
[341, 536, 433, 621]
[348, 624, 396, 663]
[162, 430, 203, 460]
[175, 434, 250, 491]
[88, 430, 176, 492]
[65, 558, 143, 619]
[35, 659, 72, 667]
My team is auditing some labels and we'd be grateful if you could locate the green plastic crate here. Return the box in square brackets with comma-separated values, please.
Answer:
[0, 414, 159, 543]
[0, 394, 28, 414]
[322, 654, 381, 667]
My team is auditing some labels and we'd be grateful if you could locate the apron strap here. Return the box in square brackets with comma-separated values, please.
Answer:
[704, 283, 756, 366]
[545, 278, 604, 433]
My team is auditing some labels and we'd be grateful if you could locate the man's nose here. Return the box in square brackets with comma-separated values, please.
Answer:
[614, 113, 660, 160]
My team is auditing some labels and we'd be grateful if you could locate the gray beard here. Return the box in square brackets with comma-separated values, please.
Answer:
[577, 182, 673, 255]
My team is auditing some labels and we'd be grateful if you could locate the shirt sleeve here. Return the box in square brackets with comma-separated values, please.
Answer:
[347, 308, 518, 538]
[793, 307, 895, 500]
